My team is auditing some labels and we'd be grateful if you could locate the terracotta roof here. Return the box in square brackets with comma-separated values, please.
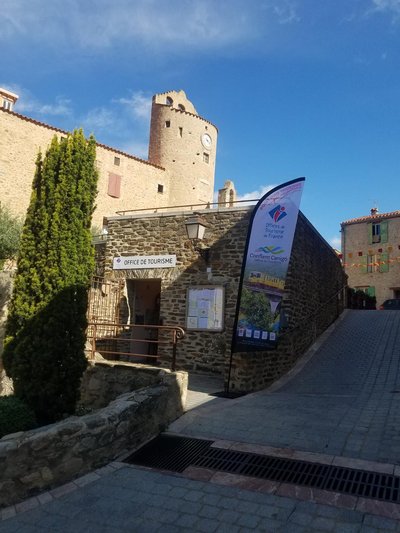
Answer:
[341, 210, 400, 226]
[0, 108, 165, 170]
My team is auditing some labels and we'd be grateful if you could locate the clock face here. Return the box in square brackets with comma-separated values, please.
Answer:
[201, 133, 212, 149]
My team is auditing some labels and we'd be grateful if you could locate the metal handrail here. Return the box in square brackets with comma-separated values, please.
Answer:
[87, 322, 185, 371]
[115, 198, 259, 216]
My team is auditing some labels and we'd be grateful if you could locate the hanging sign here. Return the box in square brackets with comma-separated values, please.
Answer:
[113, 255, 176, 270]
[232, 178, 305, 352]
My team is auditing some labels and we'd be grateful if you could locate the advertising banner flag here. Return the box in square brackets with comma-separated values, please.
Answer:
[232, 178, 305, 352]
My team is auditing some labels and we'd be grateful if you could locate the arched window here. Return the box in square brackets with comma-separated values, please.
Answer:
[178, 104, 185, 111]
[166, 96, 173, 106]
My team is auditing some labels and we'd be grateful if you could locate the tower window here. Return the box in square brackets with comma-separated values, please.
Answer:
[165, 120, 171, 128]
[158, 184, 164, 193]
[179, 127, 183, 138]
[166, 96, 173, 106]
[203, 153, 209, 163]
[114, 156, 120, 166]
[178, 104, 185, 111]
[3, 99, 12, 111]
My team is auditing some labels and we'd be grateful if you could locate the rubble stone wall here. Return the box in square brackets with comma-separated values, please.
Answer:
[0, 364, 187, 507]
[103, 208, 347, 391]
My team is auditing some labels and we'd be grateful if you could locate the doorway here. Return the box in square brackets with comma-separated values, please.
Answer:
[126, 279, 161, 357]
[393, 288, 400, 299]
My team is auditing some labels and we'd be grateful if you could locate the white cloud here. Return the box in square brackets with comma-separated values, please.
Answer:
[236, 184, 277, 204]
[1, 83, 72, 117]
[330, 236, 342, 250]
[113, 91, 152, 121]
[369, 0, 400, 21]
[0, 0, 300, 51]
[80, 107, 118, 134]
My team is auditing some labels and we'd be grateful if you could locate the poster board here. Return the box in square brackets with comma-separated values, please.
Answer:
[186, 286, 224, 331]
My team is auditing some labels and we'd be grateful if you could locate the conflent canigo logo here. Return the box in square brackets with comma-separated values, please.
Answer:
[269, 204, 287, 222]
[257, 246, 285, 255]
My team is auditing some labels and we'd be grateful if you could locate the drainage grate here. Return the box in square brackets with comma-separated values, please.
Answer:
[124, 435, 213, 473]
[125, 435, 400, 504]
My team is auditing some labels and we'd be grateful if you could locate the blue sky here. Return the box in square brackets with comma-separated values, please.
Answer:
[2, 0, 400, 248]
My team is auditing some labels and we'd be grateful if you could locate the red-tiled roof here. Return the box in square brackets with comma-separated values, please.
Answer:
[341, 210, 400, 226]
[0, 108, 165, 170]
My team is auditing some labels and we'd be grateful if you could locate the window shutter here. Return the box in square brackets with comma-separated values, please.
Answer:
[380, 221, 388, 243]
[360, 256, 367, 274]
[366, 286, 375, 297]
[379, 252, 389, 273]
[367, 223, 373, 245]
[108, 173, 121, 198]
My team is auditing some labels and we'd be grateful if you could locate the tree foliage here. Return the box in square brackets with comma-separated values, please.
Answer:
[3, 130, 98, 423]
[0, 205, 23, 265]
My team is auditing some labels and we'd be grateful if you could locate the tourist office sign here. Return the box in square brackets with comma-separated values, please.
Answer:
[113, 255, 177, 270]
[232, 178, 305, 352]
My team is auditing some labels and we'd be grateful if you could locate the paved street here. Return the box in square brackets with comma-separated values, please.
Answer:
[2, 310, 400, 532]
[171, 310, 400, 464]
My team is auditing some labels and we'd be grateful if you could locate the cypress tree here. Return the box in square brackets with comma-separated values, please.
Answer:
[3, 130, 98, 423]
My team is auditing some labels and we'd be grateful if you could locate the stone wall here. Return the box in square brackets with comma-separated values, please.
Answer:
[0, 363, 187, 507]
[0, 109, 168, 228]
[103, 207, 347, 391]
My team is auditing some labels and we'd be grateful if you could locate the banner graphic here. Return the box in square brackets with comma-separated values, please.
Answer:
[232, 178, 305, 352]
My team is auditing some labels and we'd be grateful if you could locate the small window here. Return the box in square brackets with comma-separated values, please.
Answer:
[368, 221, 388, 244]
[3, 99, 12, 111]
[178, 104, 185, 111]
[108, 173, 121, 198]
[158, 184, 164, 194]
[179, 127, 183, 138]
[166, 96, 173, 106]
[203, 153, 209, 163]
[372, 223, 381, 243]
[114, 156, 120, 166]
[165, 120, 171, 128]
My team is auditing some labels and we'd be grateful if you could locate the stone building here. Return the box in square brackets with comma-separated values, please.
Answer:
[94, 205, 346, 392]
[0, 88, 217, 227]
[341, 208, 400, 306]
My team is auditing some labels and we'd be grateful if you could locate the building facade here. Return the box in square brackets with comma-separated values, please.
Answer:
[341, 208, 400, 306]
[93, 206, 346, 392]
[0, 88, 217, 227]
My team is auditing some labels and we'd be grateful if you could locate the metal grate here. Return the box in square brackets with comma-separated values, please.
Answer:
[124, 435, 213, 473]
[125, 435, 400, 504]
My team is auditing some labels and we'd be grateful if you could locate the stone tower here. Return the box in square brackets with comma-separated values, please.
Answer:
[148, 90, 217, 206]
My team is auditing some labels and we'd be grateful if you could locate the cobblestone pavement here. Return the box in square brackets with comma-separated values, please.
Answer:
[170, 311, 400, 465]
[2, 310, 400, 531]
[2, 463, 400, 532]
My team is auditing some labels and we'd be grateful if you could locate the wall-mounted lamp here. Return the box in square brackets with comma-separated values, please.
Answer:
[184, 215, 211, 263]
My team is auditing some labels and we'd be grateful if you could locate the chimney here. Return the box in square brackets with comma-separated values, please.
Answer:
[0, 87, 19, 112]
[370, 207, 378, 216]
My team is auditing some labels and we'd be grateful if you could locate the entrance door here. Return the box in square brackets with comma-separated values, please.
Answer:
[393, 289, 400, 299]
[126, 279, 161, 357]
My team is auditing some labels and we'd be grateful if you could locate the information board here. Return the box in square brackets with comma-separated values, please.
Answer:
[186, 286, 224, 331]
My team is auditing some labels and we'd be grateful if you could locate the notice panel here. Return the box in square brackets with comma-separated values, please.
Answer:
[186, 286, 224, 331]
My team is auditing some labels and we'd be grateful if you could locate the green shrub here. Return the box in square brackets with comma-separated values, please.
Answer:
[3, 130, 98, 423]
[0, 395, 37, 438]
